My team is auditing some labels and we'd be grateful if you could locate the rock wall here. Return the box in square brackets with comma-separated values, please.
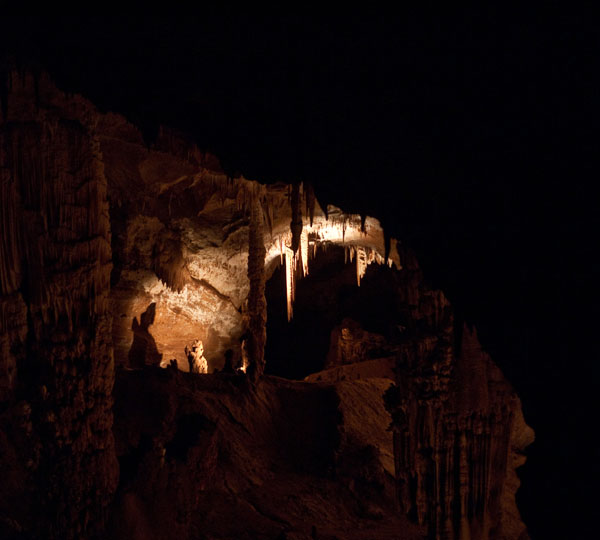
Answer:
[273, 241, 534, 538]
[384, 247, 534, 540]
[0, 71, 118, 539]
[0, 72, 533, 539]
[326, 317, 391, 368]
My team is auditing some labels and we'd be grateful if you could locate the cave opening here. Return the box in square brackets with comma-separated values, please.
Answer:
[264, 243, 402, 380]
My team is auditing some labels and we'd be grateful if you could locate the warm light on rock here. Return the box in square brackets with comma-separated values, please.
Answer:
[185, 339, 208, 373]
[0, 71, 533, 540]
[285, 246, 295, 322]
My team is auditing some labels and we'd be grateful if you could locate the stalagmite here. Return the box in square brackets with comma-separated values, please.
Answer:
[185, 339, 208, 374]
[246, 186, 267, 378]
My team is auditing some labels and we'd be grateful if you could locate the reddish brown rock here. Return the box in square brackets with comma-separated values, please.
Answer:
[0, 72, 533, 540]
[0, 71, 118, 539]
[109, 368, 425, 540]
[382, 247, 533, 540]
[325, 317, 390, 368]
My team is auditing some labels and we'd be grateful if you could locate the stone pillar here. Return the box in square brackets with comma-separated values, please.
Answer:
[247, 187, 267, 379]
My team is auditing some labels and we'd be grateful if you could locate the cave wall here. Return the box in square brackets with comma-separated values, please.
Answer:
[0, 72, 118, 539]
[0, 72, 533, 539]
[265, 237, 535, 538]
[384, 246, 534, 540]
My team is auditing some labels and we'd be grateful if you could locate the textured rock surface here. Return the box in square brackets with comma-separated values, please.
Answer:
[109, 368, 424, 540]
[383, 247, 534, 540]
[326, 317, 392, 368]
[285, 245, 534, 538]
[0, 72, 118, 539]
[97, 113, 397, 373]
[0, 72, 533, 540]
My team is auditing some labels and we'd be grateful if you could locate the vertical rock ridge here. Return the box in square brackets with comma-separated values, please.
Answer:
[385, 245, 533, 539]
[247, 184, 267, 378]
[0, 71, 118, 539]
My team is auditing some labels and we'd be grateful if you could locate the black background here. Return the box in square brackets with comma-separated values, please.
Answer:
[2, 13, 597, 538]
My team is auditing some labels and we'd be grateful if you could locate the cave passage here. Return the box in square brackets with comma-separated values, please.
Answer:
[265, 244, 402, 379]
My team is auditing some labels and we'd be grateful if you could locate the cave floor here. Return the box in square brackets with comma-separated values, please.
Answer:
[110, 367, 425, 540]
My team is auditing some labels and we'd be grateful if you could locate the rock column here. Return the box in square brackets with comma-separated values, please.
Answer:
[246, 187, 267, 378]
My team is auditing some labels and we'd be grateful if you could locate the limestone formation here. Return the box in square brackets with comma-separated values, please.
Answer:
[0, 71, 118, 539]
[326, 318, 391, 368]
[0, 71, 533, 540]
[382, 246, 534, 540]
[246, 187, 267, 378]
[185, 339, 208, 374]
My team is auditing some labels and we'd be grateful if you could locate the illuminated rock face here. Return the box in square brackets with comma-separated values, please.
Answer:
[185, 339, 208, 373]
[291, 248, 534, 539]
[0, 73, 532, 540]
[98, 111, 397, 373]
[96, 95, 532, 538]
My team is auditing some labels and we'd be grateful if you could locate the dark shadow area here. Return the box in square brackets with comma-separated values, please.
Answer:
[117, 433, 153, 489]
[275, 384, 341, 476]
[165, 413, 216, 462]
[128, 302, 162, 368]
[265, 245, 402, 380]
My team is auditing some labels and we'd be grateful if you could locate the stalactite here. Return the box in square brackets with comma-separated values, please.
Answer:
[300, 228, 309, 277]
[290, 182, 302, 254]
[356, 246, 367, 286]
[152, 235, 190, 293]
[285, 246, 295, 321]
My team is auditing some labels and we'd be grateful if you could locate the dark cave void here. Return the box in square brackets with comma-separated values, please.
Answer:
[264, 244, 402, 380]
